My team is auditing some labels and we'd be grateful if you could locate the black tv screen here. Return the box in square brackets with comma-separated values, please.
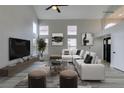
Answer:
[9, 38, 30, 60]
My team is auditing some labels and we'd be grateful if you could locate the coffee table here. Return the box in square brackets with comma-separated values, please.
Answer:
[49, 55, 62, 60]
[49, 55, 62, 73]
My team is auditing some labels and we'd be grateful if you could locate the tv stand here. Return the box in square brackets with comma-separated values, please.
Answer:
[0, 57, 38, 76]
[21, 57, 25, 62]
[21, 57, 29, 62]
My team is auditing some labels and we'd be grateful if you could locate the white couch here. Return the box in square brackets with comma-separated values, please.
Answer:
[74, 51, 105, 81]
[61, 49, 105, 80]
[72, 50, 84, 62]
[62, 49, 84, 63]
[62, 49, 73, 62]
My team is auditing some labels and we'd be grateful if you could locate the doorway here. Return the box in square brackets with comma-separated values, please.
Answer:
[103, 37, 111, 63]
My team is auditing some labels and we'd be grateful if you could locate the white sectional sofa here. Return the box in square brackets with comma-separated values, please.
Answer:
[62, 49, 73, 62]
[62, 49, 105, 81]
[72, 50, 84, 62]
[62, 49, 84, 63]
[74, 51, 105, 81]
[79, 64, 105, 80]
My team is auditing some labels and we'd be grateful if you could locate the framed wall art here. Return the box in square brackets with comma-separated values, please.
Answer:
[52, 33, 64, 46]
[82, 32, 93, 46]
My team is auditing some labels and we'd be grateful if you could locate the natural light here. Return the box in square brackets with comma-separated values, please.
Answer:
[39, 26, 49, 35]
[67, 26, 77, 35]
[104, 23, 117, 29]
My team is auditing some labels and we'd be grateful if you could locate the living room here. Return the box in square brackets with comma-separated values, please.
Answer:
[0, 1, 124, 91]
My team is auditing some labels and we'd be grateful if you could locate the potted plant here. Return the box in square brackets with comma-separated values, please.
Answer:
[37, 38, 46, 61]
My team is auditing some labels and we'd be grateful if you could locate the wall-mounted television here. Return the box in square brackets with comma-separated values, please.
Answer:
[9, 38, 30, 60]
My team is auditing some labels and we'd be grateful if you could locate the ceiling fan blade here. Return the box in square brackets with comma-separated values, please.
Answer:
[57, 7, 61, 13]
[46, 5, 53, 10]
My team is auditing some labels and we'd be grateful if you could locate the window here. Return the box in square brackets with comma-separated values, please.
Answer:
[67, 26, 77, 50]
[32, 38, 37, 55]
[67, 26, 77, 35]
[39, 26, 49, 35]
[32, 22, 38, 55]
[68, 38, 77, 50]
[44, 38, 49, 55]
[33, 22, 37, 34]
[104, 23, 117, 29]
[43, 38, 49, 60]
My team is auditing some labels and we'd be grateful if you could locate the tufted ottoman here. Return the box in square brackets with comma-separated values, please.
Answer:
[28, 70, 47, 88]
[60, 70, 78, 88]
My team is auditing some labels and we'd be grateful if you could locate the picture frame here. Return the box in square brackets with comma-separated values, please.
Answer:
[82, 32, 93, 46]
[52, 33, 64, 46]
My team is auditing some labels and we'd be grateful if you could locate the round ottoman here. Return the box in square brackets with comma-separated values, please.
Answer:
[28, 70, 47, 88]
[60, 70, 78, 88]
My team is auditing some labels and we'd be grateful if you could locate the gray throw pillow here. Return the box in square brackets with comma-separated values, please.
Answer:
[84, 54, 93, 64]
[64, 51, 69, 55]
[76, 50, 81, 55]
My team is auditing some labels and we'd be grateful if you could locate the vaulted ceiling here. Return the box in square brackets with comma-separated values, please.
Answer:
[33, 5, 120, 20]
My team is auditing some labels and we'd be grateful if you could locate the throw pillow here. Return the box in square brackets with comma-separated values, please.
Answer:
[76, 50, 81, 55]
[84, 54, 93, 64]
[64, 51, 69, 55]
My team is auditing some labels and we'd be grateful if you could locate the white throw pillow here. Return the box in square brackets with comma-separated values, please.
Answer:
[97, 59, 102, 64]
[94, 56, 98, 64]
[83, 51, 90, 59]
[79, 50, 84, 57]
[71, 49, 77, 55]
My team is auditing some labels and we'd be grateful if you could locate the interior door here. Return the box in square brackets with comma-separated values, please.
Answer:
[103, 37, 111, 63]
[111, 32, 124, 71]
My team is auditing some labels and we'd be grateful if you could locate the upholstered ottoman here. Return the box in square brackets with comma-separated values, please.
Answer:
[60, 70, 78, 88]
[28, 70, 47, 88]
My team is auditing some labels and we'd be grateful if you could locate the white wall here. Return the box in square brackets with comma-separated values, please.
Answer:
[39, 19, 103, 59]
[0, 6, 38, 68]
[105, 22, 124, 71]
[95, 20, 124, 71]
[111, 31, 124, 71]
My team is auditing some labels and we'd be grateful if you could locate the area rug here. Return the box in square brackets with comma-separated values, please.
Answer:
[15, 63, 92, 88]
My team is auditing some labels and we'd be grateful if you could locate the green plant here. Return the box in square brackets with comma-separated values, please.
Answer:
[37, 38, 46, 57]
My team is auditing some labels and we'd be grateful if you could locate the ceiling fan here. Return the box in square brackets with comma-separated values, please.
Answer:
[45, 5, 68, 13]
